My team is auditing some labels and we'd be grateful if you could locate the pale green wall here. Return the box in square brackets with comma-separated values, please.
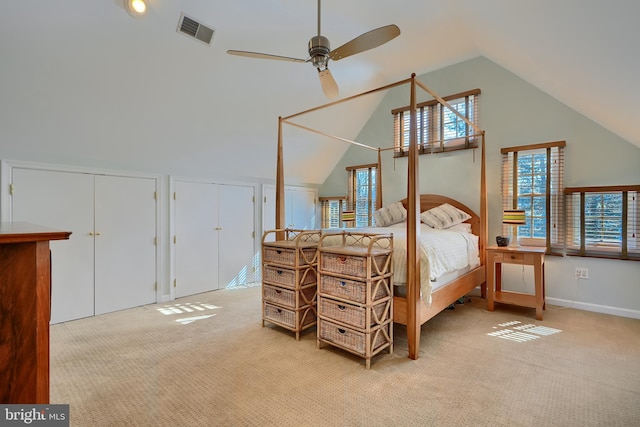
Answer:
[320, 56, 640, 318]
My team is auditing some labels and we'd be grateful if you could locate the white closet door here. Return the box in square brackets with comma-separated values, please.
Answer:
[218, 184, 255, 288]
[11, 168, 95, 323]
[289, 187, 317, 229]
[174, 180, 219, 297]
[94, 175, 157, 315]
[262, 185, 276, 242]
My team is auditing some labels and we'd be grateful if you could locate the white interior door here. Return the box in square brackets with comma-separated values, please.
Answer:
[94, 175, 157, 315]
[289, 187, 317, 229]
[263, 185, 317, 234]
[218, 184, 255, 288]
[11, 168, 95, 323]
[262, 185, 276, 242]
[174, 180, 219, 297]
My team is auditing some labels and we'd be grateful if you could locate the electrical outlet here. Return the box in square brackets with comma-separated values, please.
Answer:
[575, 267, 589, 279]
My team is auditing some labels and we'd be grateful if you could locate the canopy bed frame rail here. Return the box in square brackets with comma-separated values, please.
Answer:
[274, 74, 487, 360]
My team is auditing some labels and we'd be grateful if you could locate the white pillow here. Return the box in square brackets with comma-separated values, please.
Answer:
[420, 203, 471, 229]
[446, 222, 473, 233]
[374, 201, 407, 227]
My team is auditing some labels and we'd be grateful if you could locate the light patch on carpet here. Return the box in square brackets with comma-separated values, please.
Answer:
[488, 320, 562, 342]
[156, 302, 220, 316]
[176, 314, 216, 325]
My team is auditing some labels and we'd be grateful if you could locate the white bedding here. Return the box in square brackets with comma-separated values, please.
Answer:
[322, 222, 480, 304]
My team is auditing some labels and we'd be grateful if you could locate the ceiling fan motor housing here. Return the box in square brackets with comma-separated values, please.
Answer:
[308, 35, 330, 69]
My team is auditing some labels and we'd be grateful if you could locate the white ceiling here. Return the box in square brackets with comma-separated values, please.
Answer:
[1, 0, 638, 184]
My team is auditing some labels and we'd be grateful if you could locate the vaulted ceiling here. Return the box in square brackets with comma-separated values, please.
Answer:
[1, 1, 638, 185]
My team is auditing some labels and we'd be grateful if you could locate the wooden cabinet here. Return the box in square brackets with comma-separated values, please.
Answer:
[0, 222, 71, 404]
[486, 245, 546, 320]
[317, 232, 393, 369]
[261, 229, 320, 340]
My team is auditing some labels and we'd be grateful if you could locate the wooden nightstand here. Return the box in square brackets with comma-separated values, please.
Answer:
[486, 245, 546, 320]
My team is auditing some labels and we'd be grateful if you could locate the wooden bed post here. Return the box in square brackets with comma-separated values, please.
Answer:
[377, 148, 383, 210]
[276, 116, 285, 240]
[479, 131, 488, 296]
[406, 74, 421, 359]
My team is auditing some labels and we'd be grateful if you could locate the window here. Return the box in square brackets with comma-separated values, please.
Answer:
[565, 186, 639, 260]
[392, 89, 480, 157]
[319, 197, 347, 228]
[347, 164, 377, 227]
[501, 141, 565, 254]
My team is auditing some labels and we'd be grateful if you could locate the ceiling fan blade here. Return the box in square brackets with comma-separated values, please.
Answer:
[329, 24, 400, 61]
[318, 68, 338, 99]
[227, 50, 307, 63]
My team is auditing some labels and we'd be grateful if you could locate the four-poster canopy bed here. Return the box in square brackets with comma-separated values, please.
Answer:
[274, 74, 487, 360]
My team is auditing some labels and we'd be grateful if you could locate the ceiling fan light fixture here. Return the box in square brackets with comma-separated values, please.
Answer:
[126, 0, 148, 17]
[309, 35, 330, 69]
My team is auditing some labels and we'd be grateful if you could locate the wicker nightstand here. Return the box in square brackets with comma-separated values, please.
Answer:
[261, 229, 320, 340]
[486, 245, 546, 320]
[317, 231, 393, 369]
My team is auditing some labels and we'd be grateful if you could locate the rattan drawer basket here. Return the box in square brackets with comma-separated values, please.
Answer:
[318, 297, 390, 329]
[263, 264, 316, 289]
[319, 274, 390, 304]
[320, 251, 391, 278]
[263, 284, 316, 309]
[263, 302, 316, 330]
[263, 245, 318, 267]
[318, 319, 391, 357]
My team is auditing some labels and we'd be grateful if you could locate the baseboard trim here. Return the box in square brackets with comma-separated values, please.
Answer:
[546, 297, 640, 320]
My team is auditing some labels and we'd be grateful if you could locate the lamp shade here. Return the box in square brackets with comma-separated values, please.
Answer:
[503, 209, 526, 225]
[341, 210, 355, 222]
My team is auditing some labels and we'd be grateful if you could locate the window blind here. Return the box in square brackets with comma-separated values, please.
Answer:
[347, 164, 377, 227]
[501, 141, 565, 255]
[392, 89, 480, 157]
[319, 197, 347, 229]
[564, 186, 639, 260]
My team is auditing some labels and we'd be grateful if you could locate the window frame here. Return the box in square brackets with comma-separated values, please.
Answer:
[347, 163, 378, 227]
[501, 141, 565, 255]
[319, 196, 347, 229]
[392, 89, 481, 157]
[564, 185, 639, 261]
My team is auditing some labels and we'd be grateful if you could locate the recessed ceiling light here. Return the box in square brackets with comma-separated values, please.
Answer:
[125, 0, 148, 17]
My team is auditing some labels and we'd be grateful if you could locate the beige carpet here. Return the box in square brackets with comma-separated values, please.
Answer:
[50, 285, 640, 426]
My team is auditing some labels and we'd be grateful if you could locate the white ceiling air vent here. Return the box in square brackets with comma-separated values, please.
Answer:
[177, 13, 215, 46]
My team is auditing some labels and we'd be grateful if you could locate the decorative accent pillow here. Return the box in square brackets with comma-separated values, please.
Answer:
[374, 201, 407, 227]
[420, 203, 471, 229]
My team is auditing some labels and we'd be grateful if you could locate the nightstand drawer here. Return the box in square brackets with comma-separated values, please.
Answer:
[493, 252, 525, 263]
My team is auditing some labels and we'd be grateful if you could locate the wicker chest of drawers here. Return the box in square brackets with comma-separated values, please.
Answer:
[317, 231, 393, 369]
[261, 229, 320, 340]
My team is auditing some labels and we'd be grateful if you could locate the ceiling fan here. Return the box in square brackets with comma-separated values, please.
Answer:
[227, 0, 400, 99]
